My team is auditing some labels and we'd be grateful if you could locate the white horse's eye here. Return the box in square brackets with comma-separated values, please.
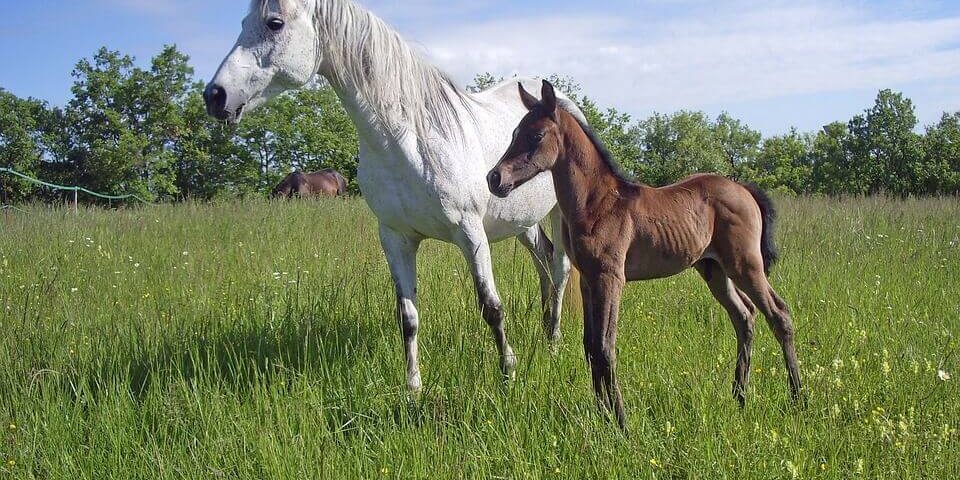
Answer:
[266, 18, 285, 31]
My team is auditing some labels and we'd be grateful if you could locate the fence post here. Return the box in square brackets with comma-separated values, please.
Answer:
[73, 188, 79, 215]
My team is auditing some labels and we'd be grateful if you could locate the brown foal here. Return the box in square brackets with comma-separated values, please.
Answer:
[487, 80, 803, 430]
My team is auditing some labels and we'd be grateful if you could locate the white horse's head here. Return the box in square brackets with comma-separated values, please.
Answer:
[205, 0, 321, 123]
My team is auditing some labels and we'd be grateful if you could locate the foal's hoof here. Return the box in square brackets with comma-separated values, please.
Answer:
[792, 391, 809, 409]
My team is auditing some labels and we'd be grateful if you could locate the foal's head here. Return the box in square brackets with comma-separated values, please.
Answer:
[488, 80, 564, 198]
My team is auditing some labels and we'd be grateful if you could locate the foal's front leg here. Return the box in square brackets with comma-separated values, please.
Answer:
[456, 225, 516, 380]
[584, 269, 628, 431]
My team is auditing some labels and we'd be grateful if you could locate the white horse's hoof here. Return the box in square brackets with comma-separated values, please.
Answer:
[406, 374, 423, 395]
[501, 349, 518, 380]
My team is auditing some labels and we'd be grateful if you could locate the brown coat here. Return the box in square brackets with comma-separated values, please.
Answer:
[272, 169, 348, 198]
[488, 80, 802, 431]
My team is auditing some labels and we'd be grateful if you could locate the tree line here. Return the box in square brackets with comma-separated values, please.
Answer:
[2, 46, 958, 204]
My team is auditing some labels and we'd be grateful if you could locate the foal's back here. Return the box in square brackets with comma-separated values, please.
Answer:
[618, 174, 763, 281]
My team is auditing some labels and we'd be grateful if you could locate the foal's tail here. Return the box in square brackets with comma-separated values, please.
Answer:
[742, 183, 779, 275]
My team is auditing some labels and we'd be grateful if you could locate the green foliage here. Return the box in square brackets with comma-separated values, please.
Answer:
[848, 90, 925, 196]
[923, 113, 960, 194]
[547, 75, 644, 179]
[0, 90, 47, 201]
[236, 82, 359, 194]
[1, 48, 959, 203]
[635, 111, 732, 185]
[467, 72, 503, 93]
[745, 129, 813, 195]
[0, 46, 361, 203]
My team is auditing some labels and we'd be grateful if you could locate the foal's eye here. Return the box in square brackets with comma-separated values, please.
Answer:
[531, 132, 545, 143]
[266, 18, 285, 31]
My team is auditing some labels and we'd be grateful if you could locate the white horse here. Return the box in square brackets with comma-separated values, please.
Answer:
[206, 0, 584, 392]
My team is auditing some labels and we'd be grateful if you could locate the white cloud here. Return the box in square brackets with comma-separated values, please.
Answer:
[400, 1, 960, 126]
[135, 0, 960, 132]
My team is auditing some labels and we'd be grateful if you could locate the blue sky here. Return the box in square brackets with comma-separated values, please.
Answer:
[2, 0, 959, 135]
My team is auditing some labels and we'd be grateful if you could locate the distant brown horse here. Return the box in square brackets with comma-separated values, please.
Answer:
[488, 81, 803, 430]
[272, 169, 348, 198]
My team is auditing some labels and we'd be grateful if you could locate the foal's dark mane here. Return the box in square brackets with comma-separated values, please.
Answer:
[564, 109, 638, 185]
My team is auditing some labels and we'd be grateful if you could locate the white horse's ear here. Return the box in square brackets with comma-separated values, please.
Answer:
[541, 80, 557, 116]
[519, 82, 539, 111]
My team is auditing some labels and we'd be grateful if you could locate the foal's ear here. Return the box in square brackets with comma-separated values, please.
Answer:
[541, 80, 558, 116]
[519, 82, 539, 111]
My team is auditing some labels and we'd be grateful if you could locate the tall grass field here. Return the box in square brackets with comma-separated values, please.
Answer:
[1, 197, 958, 478]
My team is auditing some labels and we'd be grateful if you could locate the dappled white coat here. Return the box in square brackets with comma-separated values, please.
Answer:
[207, 0, 583, 391]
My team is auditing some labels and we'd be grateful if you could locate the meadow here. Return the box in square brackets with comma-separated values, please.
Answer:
[0, 197, 958, 479]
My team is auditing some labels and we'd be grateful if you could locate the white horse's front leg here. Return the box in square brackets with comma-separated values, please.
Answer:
[517, 225, 560, 341]
[456, 223, 517, 380]
[547, 207, 573, 337]
[379, 224, 424, 393]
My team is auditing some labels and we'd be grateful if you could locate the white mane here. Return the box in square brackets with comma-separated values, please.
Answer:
[253, 0, 470, 139]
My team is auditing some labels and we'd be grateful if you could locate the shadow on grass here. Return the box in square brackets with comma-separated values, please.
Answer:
[60, 309, 389, 405]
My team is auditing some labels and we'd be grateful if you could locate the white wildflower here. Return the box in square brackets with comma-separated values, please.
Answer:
[938, 370, 952, 382]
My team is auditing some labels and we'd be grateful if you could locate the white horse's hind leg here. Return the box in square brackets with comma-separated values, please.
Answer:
[456, 224, 517, 379]
[379, 225, 424, 393]
[547, 208, 573, 340]
[518, 225, 561, 341]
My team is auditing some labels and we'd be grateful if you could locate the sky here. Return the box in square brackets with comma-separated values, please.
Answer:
[1, 0, 959, 135]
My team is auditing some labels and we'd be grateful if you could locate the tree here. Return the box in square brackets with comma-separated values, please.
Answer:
[923, 112, 960, 194]
[0, 90, 48, 202]
[546, 75, 644, 178]
[467, 73, 503, 93]
[810, 122, 856, 195]
[746, 129, 813, 195]
[847, 89, 924, 196]
[59, 47, 186, 201]
[635, 111, 732, 186]
[235, 82, 360, 194]
[714, 113, 761, 177]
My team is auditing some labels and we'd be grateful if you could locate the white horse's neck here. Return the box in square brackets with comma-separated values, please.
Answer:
[314, 0, 467, 145]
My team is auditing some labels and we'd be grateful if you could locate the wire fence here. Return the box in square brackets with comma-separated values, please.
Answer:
[0, 167, 154, 212]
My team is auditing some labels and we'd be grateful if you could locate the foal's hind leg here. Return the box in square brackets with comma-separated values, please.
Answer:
[729, 266, 803, 403]
[695, 260, 757, 406]
[518, 225, 562, 341]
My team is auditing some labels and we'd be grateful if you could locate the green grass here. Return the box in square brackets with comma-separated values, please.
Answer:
[1, 197, 958, 479]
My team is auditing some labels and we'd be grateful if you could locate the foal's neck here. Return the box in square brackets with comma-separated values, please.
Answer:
[551, 112, 631, 224]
